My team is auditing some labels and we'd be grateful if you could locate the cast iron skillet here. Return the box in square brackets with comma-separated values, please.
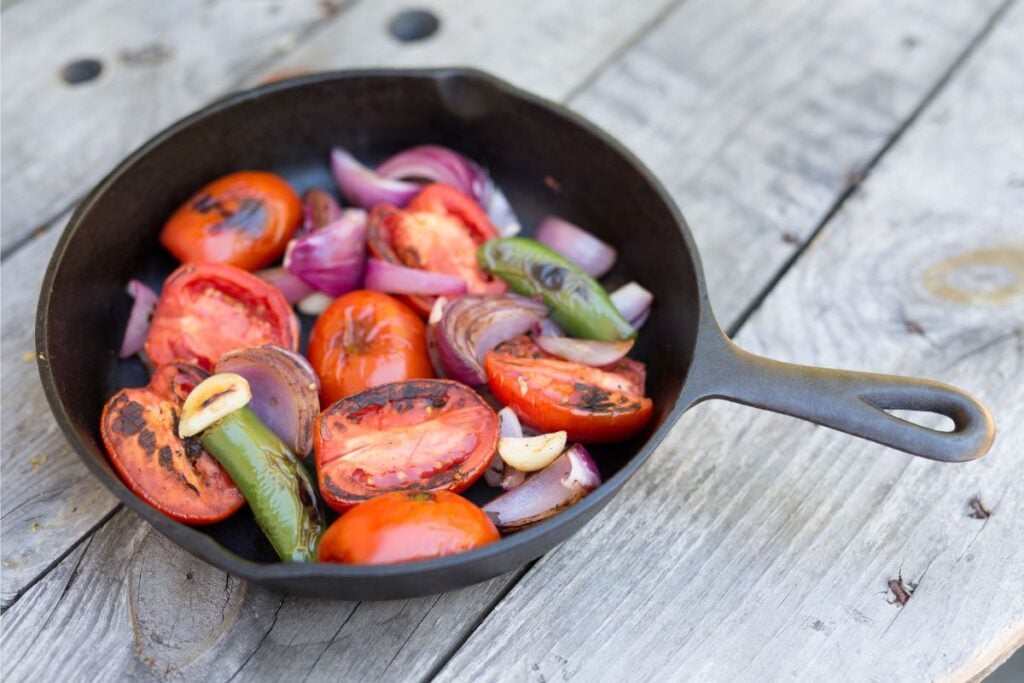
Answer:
[37, 68, 995, 600]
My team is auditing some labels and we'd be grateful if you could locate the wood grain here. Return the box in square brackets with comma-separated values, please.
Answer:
[435, 4, 1024, 680]
[0, 0, 335, 253]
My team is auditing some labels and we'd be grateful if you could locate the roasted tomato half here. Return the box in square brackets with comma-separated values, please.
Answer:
[314, 379, 498, 512]
[368, 183, 506, 315]
[306, 290, 433, 407]
[145, 262, 299, 370]
[318, 490, 499, 565]
[160, 171, 302, 270]
[485, 336, 653, 443]
[100, 363, 245, 524]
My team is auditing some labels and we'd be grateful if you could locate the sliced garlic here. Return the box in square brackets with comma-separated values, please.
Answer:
[297, 292, 334, 316]
[498, 431, 568, 472]
[178, 373, 252, 438]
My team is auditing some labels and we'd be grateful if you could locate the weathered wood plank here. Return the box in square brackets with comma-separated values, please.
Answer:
[0, 508, 521, 681]
[0, 0, 336, 254]
[435, 4, 1024, 680]
[0, 213, 120, 609]
[0, 0, 687, 606]
[1, 0, 1012, 677]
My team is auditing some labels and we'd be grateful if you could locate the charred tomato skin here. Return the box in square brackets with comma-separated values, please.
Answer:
[144, 262, 299, 370]
[306, 290, 433, 407]
[314, 379, 499, 512]
[485, 336, 653, 443]
[317, 490, 499, 565]
[100, 363, 245, 524]
[160, 171, 302, 270]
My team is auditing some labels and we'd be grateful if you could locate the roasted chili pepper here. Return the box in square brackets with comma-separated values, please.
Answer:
[180, 374, 323, 561]
[477, 237, 635, 341]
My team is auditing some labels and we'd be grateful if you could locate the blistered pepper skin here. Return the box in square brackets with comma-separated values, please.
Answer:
[478, 238, 635, 341]
[201, 407, 323, 562]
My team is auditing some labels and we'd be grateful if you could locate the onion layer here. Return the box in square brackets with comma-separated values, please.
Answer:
[534, 336, 634, 366]
[610, 282, 653, 330]
[435, 295, 548, 386]
[257, 267, 315, 304]
[536, 217, 617, 277]
[364, 258, 468, 295]
[284, 209, 368, 296]
[215, 345, 320, 456]
[118, 279, 158, 358]
[482, 444, 601, 531]
[331, 147, 419, 209]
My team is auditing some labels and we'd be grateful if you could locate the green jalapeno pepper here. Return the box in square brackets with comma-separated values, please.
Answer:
[200, 406, 322, 562]
[478, 238, 635, 341]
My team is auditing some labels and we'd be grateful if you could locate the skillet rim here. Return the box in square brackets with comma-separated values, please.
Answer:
[36, 66, 708, 584]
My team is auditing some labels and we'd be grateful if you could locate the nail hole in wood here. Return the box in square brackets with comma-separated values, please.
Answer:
[61, 58, 103, 85]
[389, 9, 440, 42]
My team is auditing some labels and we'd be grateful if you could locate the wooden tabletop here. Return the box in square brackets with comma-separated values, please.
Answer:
[2, 0, 1022, 679]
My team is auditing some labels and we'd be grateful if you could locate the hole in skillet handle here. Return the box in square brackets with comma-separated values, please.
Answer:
[62, 58, 103, 85]
[388, 9, 441, 42]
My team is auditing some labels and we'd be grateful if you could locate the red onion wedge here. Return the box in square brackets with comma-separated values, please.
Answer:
[364, 258, 468, 296]
[482, 444, 601, 531]
[536, 217, 617, 278]
[257, 266, 315, 304]
[534, 336, 634, 367]
[301, 188, 342, 234]
[284, 209, 368, 296]
[435, 295, 549, 386]
[330, 147, 419, 209]
[118, 279, 158, 358]
[610, 281, 653, 330]
[377, 145, 521, 235]
[215, 345, 320, 456]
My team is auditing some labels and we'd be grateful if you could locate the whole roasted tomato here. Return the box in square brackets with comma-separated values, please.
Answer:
[368, 183, 506, 315]
[160, 171, 302, 270]
[314, 379, 498, 512]
[485, 336, 653, 443]
[145, 262, 299, 370]
[100, 363, 244, 524]
[306, 290, 433, 407]
[317, 490, 499, 565]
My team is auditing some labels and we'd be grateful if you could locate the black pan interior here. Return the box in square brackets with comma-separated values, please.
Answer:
[40, 70, 705, 594]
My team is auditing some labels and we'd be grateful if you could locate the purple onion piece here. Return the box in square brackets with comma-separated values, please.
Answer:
[301, 188, 342, 235]
[610, 282, 653, 330]
[215, 345, 320, 456]
[331, 147, 420, 209]
[435, 295, 549, 386]
[119, 279, 158, 359]
[284, 209, 367, 296]
[482, 444, 601, 531]
[486, 183, 521, 236]
[533, 336, 634, 366]
[536, 217, 617, 278]
[377, 145, 490, 204]
[364, 258, 468, 295]
[257, 266, 315, 304]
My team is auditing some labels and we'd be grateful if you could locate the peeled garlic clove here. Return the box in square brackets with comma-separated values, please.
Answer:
[497, 431, 567, 472]
[178, 373, 252, 438]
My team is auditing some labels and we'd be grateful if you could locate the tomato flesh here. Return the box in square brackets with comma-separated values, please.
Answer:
[160, 171, 302, 271]
[145, 262, 299, 370]
[314, 380, 498, 512]
[485, 336, 653, 443]
[100, 363, 244, 524]
[306, 290, 433, 407]
[317, 490, 499, 565]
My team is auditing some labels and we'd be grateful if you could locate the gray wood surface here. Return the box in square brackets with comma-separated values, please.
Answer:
[1, 0, 1020, 679]
[436, 4, 1024, 679]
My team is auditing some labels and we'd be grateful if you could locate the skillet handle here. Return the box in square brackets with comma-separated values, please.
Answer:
[690, 335, 995, 462]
